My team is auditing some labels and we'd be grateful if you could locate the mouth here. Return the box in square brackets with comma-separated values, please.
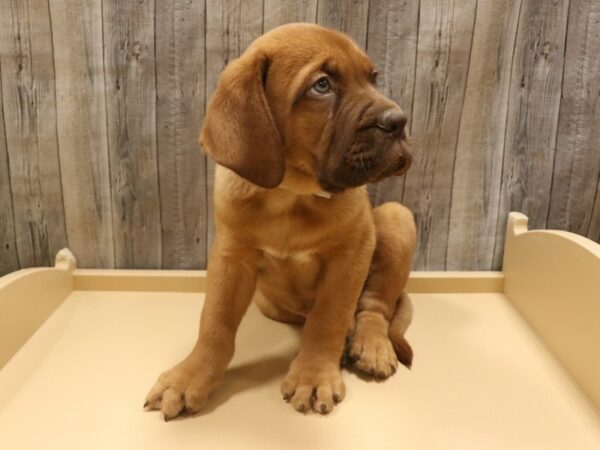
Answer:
[348, 136, 412, 181]
[317, 136, 412, 192]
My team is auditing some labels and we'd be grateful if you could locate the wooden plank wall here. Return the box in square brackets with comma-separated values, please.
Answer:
[1, 0, 599, 275]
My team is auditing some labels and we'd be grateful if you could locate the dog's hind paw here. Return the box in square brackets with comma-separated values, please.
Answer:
[348, 328, 400, 379]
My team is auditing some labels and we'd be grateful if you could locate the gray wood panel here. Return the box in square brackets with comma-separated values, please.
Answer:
[156, 0, 208, 269]
[205, 0, 264, 252]
[316, 0, 369, 47]
[0, 0, 67, 268]
[492, 0, 569, 268]
[49, 0, 115, 269]
[0, 63, 19, 275]
[0, 1, 599, 276]
[103, 0, 161, 268]
[263, 0, 317, 31]
[366, 0, 419, 206]
[402, 0, 477, 270]
[548, 0, 600, 238]
[446, 0, 522, 270]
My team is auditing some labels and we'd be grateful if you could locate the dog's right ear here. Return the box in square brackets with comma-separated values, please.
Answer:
[200, 49, 284, 189]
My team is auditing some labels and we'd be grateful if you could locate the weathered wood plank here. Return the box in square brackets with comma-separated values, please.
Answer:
[263, 0, 317, 31]
[446, 0, 522, 270]
[492, 0, 569, 268]
[0, 0, 67, 268]
[103, 0, 161, 268]
[366, 0, 419, 206]
[49, 0, 114, 269]
[548, 1, 600, 238]
[401, 0, 477, 270]
[316, 0, 369, 47]
[155, 0, 207, 269]
[205, 0, 264, 252]
[0, 63, 20, 276]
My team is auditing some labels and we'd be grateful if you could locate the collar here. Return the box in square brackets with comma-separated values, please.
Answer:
[278, 166, 332, 199]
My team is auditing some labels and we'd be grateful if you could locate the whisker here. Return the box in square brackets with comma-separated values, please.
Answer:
[359, 153, 368, 176]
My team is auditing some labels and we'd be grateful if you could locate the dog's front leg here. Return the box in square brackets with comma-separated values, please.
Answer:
[144, 240, 259, 420]
[281, 235, 374, 414]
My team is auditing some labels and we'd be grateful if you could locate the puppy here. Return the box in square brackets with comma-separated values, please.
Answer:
[145, 23, 416, 419]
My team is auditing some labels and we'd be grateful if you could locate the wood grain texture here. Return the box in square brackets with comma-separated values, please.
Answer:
[155, 0, 207, 269]
[316, 0, 369, 47]
[0, 0, 67, 268]
[366, 0, 419, 206]
[205, 0, 264, 251]
[0, 63, 19, 275]
[263, 0, 317, 31]
[103, 0, 161, 268]
[446, 0, 522, 270]
[49, 0, 114, 269]
[548, 0, 600, 239]
[1, 3, 600, 276]
[492, 0, 569, 268]
[402, 0, 477, 270]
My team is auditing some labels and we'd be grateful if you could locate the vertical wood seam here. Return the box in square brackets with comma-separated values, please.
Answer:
[579, 3, 596, 235]
[203, 0, 209, 265]
[100, 0, 117, 267]
[153, 0, 164, 268]
[444, 0, 480, 270]
[401, 0, 421, 206]
[173, 0, 184, 266]
[491, 0, 524, 266]
[365, 0, 371, 47]
[0, 58, 21, 268]
[45, 0, 68, 254]
[315, 0, 321, 25]
[365, 0, 376, 203]
[546, 0, 572, 229]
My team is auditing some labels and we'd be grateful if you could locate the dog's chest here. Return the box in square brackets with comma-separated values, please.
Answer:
[257, 245, 322, 310]
[261, 246, 315, 264]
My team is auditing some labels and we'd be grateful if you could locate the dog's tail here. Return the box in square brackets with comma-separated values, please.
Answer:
[388, 292, 414, 369]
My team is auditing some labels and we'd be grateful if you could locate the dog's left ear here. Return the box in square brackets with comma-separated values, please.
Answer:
[200, 49, 284, 188]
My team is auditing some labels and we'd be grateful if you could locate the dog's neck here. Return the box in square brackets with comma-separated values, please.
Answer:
[278, 166, 332, 199]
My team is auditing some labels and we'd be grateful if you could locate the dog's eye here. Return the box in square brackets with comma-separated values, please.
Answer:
[311, 77, 332, 95]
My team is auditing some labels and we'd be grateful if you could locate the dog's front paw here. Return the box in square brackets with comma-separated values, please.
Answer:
[144, 362, 211, 421]
[348, 328, 399, 379]
[281, 359, 345, 414]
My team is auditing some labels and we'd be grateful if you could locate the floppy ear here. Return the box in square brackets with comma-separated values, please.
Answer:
[200, 50, 284, 188]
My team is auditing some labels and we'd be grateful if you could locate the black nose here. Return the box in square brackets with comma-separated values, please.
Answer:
[376, 109, 407, 134]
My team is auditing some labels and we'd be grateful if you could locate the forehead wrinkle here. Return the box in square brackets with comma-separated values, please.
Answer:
[287, 58, 328, 105]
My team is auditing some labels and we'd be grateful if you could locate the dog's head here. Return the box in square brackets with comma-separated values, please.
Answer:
[201, 23, 412, 192]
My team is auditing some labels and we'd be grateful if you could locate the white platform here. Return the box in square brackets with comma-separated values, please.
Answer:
[1, 289, 599, 450]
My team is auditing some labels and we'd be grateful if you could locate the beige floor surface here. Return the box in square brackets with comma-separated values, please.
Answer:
[1, 290, 599, 450]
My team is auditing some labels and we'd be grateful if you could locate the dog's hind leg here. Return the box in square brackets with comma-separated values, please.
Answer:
[346, 202, 416, 377]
